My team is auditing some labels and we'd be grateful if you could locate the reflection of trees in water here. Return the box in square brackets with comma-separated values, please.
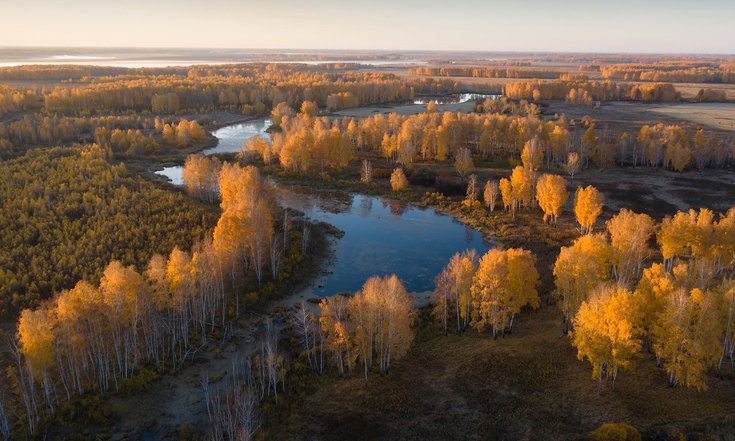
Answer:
[275, 184, 353, 215]
[275, 184, 316, 214]
[358, 196, 373, 217]
[318, 190, 353, 215]
[464, 225, 475, 243]
[388, 199, 407, 217]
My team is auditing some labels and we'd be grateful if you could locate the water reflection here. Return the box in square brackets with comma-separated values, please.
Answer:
[157, 120, 492, 296]
[413, 93, 501, 105]
[276, 184, 491, 295]
[205, 118, 271, 155]
[155, 118, 271, 183]
[159, 166, 184, 185]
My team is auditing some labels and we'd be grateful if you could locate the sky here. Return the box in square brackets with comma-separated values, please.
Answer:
[0, 0, 733, 54]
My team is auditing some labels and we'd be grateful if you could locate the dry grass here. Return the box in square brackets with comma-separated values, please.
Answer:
[647, 103, 735, 132]
[257, 157, 735, 441]
[261, 306, 735, 441]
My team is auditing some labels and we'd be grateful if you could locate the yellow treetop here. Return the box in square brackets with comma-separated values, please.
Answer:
[553, 233, 614, 328]
[390, 168, 409, 191]
[574, 185, 604, 234]
[572, 283, 641, 385]
[18, 304, 57, 380]
[606, 209, 654, 284]
[535, 173, 569, 224]
[471, 248, 539, 337]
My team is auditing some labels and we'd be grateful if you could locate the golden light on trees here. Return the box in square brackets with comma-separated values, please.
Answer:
[182, 154, 221, 203]
[471, 248, 539, 338]
[349, 274, 414, 380]
[483, 180, 499, 212]
[432, 250, 478, 334]
[535, 173, 569, 224]
[390, 167, 409, 191]
[574, 185, 604, 234]
[652, 287, 723, 390]
[510, 165, 533, 211]
[606, 209, 654, 284]
[572, 284, 641, 388]
[554, 233, 614, 331]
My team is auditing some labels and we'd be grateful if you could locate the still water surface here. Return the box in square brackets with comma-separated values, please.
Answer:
[277, 185, 490, 295]
[156, 121, 491, 295]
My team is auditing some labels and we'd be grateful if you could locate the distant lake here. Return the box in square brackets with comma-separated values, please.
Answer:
[0, 47, 426, 68]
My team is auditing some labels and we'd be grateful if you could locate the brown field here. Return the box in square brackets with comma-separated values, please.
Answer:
[262, 307, 735, 441]
[332, 100, 477, 118]
[646, 103, 735, 132]
[395, 71, 735, 101]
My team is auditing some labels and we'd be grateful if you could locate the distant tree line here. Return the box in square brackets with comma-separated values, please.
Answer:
[600, 63, 735, 84]
[409, 66, 563, 79]
[504, 79, 682, 103]
[244, 104, 732, 176]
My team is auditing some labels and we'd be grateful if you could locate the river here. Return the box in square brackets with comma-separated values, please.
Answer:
[156, 121, 491, 296]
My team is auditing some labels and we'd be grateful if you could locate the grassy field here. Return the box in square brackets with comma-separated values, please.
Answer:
[262, 306, 735, 441]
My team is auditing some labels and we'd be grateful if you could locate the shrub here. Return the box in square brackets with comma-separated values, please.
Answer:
[589, 423, 642, 441]
[390, 168, 409, 191]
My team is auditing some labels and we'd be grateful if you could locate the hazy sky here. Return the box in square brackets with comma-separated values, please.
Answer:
[1, 0, 733, 53]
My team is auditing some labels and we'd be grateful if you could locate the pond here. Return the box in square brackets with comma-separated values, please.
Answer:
[277, 185, 491, 296]
[156, 120, 492, 296]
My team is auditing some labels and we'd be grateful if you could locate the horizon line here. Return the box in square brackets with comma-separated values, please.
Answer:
[1, 45, 733, 57]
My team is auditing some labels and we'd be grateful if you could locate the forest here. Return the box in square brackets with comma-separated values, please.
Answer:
[0, 146, 217, 315]
[1, 48, 735, 441]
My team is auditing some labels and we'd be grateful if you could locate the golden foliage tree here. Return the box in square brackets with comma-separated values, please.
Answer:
[510, 165, 533, 210]
[471, 248, 539, 337]
[606, 209, 654, 285]
[483, 180, 499, 212]
[572, 284, 641, 387]
[535, 173, 569, 224]
[652, 287, 723, 390]
[432, 250, 478, 334]
[349, 275, 414, 380]
[182, 154, 221, 203]
[390, 167, 409, 191]
[574, 185, 604, 234]
[499, 178, 514, 214]
[300, 100, 319, 117]
[554, 233, 614, 331]
[17, 305, 57, 381]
